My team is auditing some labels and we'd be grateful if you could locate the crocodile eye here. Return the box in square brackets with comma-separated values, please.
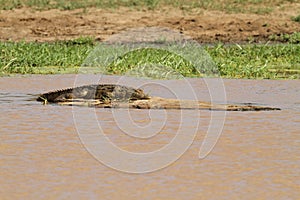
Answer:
[65, 94, 74, 99]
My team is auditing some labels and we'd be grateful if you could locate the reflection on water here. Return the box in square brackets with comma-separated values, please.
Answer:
[0, 75, 299, 199]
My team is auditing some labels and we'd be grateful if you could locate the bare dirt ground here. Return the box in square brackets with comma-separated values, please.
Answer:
[0, 4, 299, 43]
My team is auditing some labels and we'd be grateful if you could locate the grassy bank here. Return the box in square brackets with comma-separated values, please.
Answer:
[0, 38, 299, 79]
[0, 0, 298, 14]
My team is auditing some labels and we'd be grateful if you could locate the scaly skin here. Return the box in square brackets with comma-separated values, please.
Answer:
[37, 84, 150, 103]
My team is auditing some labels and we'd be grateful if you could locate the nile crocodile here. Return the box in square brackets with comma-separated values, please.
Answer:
[37, 84, 280, 111]
[37, 84, 150, 103]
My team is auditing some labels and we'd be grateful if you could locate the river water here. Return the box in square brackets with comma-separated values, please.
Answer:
[0, 74, 299, 199]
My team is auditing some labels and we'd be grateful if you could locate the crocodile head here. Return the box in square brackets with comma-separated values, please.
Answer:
[130, 88, 150, 100]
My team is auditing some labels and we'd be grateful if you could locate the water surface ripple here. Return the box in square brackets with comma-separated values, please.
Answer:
[0, 75, 299, 199]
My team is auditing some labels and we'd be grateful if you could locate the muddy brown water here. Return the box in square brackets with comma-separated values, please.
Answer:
[0, 74, 299, 199]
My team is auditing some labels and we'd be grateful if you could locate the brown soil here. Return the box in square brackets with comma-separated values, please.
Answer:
[0, 4, 300, 43]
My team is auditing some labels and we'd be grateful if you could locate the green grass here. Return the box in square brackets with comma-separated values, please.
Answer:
[292, 14, 300, 23]
[0, 37, 94, 74]
[106, 48, 199, 77]
[268, 32, 300, 44]
[207, 43, 300, 79]
[0, 0, 297, 13]
[0, 38, 299, 79]
[81, 42, 218, 78]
